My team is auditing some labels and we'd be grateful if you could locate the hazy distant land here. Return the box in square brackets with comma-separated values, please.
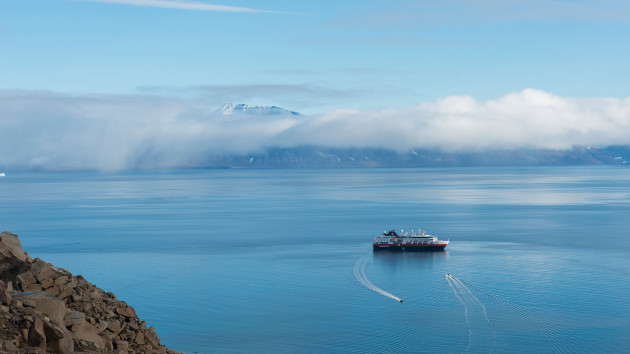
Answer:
[171, 145, 630, 169]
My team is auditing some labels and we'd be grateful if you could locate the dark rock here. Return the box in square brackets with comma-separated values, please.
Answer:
[101, 334, 114, 352]
[0, 232, 31, 264]
[43, 321, 65, 340]
[115, 304, 136, 318]
[13, 291, 67, 326]
[0, 232, 33, 286]
[27, 316, 46, 350]
[63, 311, 85, 326]
[94, 320, 108, 333]
[40, 277, 53, 289]
[17, 271, 37, 290]
[145, 326, 159, 347]
[127, 319, 139, 330]
[19, 307, 37, 317]
[43, 321, 74, 354]
[71, 321, 106, 351]
[115, 339, 129, 351]
[107, 318, 123, 334]
[57, 286, 73, 300]
[31, 259, 55, 283]
[75, 275, 88, 287]
[65, 277, 78, 290]
[18, 348, 47, 354]
[10, 298, 23, 308]
[1, 337, 19, 351]
[135, 331, 145, 345]
[44, 285, 61, 297]
[53, 276, 68, 287]
[79, 301, 92, 313]
[0, 280, 12, 305]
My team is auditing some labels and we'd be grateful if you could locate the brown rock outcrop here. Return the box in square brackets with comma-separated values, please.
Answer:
[13, 292, 67, 326]
[0, 232, 32, 282]
[28, 316, 47, 350]
[0, 231, 181, 354]
[0, 281, 11, 305]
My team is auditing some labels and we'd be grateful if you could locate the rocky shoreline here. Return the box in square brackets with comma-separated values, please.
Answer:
[0, 231, 181, 353]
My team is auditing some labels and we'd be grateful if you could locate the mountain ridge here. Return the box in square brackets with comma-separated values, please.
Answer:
[215, 103, 301, 116]
[188, 145, 630, 169]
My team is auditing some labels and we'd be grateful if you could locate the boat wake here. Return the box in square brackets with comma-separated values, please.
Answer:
[353, 257, 403, 303]
[457, 277, 578, 353]
[445, 274, 495, 352]
[445, 274, 490, 323]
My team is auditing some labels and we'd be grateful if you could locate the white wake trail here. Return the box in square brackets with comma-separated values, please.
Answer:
[446, 274, 472, 351]
[446, 274, 469, 324]
[354, 257, 403, 303]
[451, 276, 490, 323]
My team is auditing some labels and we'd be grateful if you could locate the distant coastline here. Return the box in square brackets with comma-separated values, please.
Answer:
[145, 145, 630, 170]
[3, 145, 629, 172]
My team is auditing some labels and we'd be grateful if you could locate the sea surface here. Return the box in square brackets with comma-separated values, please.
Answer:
[1, 167, 629, 353]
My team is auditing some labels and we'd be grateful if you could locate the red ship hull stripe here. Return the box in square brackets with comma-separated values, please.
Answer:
[373, 244, 448, 247]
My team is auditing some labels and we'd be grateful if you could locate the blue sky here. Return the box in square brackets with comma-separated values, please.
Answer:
[1, 0, 630, 170]
[2, 0, 629, 112]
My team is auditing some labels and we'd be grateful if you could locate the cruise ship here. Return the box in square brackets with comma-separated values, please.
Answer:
[373, 229, 449, 251]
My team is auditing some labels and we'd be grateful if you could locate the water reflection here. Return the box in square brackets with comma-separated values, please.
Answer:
[372, 250, 449, 270]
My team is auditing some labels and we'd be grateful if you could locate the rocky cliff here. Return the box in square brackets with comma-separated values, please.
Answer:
[0, 231, 181, 353]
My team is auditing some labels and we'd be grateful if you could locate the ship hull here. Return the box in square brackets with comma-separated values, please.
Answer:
[373, 244, 447, 251]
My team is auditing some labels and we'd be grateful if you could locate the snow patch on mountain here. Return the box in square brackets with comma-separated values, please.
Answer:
[216, 103, 301, 116]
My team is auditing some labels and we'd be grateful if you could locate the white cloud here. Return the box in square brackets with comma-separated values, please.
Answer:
[284, 88, 630, 152]
[77, 0, 272, 13]
[1, 89, 630, 170]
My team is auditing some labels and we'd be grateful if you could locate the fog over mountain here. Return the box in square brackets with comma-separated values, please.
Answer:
[1, 89, 630, 170]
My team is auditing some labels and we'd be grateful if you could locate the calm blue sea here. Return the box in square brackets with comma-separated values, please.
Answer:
[1, 167, 629, 353]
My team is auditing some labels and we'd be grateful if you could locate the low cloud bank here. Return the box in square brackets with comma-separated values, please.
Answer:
[1, 88, 629, 170]
[287, 89, 630, 152]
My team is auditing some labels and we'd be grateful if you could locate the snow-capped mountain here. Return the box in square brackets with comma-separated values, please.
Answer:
[216, 103, 301, 116]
